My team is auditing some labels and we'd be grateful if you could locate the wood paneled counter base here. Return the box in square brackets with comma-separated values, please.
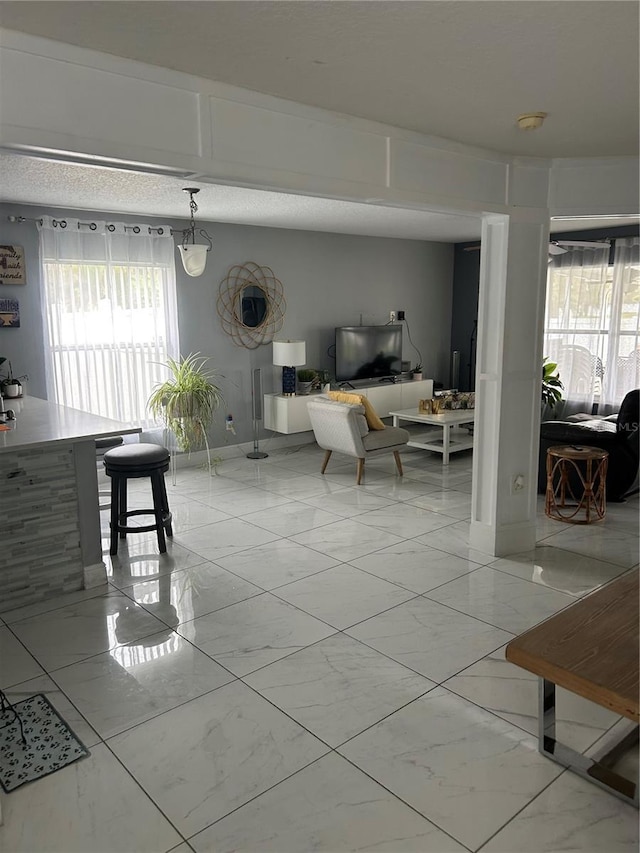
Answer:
[506, 570, 639, 806]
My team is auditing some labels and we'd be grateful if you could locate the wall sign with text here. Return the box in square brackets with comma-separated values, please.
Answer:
[0, 245, 26, 285]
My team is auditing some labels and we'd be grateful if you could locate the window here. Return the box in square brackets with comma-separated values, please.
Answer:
[38, 217, 179, 425]
[544, 237, 640, 410]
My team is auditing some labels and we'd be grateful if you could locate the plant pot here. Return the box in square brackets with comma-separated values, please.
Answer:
[297, 381, 314, 396]
[3, 382, 21, 398]
[412, 373, 423, 381]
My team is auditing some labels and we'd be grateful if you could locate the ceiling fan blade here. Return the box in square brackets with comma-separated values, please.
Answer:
[553, 240, 610, 248]
[548, 243, 569, 255]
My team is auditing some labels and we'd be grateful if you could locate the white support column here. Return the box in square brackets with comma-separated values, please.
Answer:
[470, 210, 550, 557]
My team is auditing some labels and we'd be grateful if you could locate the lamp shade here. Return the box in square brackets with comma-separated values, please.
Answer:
[178, 244, 209, 277]
[273, 340, 306, 367]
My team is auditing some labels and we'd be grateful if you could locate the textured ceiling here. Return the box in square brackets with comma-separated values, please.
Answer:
[1, 1, 638, 158]
[2, 152, 634, 242]
[0, 152, 485, 242]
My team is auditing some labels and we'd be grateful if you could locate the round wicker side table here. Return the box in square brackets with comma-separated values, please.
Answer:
[545, 445, 609, 524]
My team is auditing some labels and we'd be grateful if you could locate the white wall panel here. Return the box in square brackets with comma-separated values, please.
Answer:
[209, 98, 387, 184]
[0, 48, 202, 158]
[549, 158, 640, 215]
[391, 141, 508, 206]
[508, 161, 550, 209]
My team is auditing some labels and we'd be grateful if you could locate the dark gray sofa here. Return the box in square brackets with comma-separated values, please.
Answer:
[538, 389, 639, 502]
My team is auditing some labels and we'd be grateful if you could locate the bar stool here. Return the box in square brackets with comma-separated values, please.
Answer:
[103, 443, 173, 555]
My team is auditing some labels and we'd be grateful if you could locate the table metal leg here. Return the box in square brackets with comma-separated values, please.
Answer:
[538, 678, 639, 807]
[442, 423, 450, 464]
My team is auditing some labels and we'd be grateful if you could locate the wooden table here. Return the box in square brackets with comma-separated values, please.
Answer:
[389, 408, 474, 464]
[506, 570, 639, 806]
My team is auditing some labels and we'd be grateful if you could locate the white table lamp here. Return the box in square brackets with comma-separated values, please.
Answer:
[273, 340, 306, 396]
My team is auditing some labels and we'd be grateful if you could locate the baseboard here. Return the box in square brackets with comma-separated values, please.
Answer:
[469, 519, 537, 558]
[170, 431, 316, 470]
[84, 561, 107, 588]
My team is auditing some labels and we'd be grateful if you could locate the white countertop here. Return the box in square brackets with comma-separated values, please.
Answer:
[0, 396, 141, 453]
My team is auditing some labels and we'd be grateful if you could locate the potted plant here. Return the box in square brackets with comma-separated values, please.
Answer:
[0, 360, 26, 398]
[147, 352, 224, 472]
[542, 357, 564, 410]
[412, 363, 423, 381]
[297, 368, 317, 395]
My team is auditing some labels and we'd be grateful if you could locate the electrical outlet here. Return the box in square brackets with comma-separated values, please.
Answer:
[511, 474, 525, 494]
[397, 310, 405, 321]
[389, 310, 397, 322]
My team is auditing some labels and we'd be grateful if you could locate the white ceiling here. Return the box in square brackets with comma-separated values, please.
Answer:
[1, 3, 638, 242]
[1, 1, 638, 158]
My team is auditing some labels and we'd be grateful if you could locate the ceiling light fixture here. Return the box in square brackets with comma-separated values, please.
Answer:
[517, 112, 547, 131]
[177, 188, 213, 277]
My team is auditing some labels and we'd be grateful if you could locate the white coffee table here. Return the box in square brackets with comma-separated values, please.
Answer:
[389, 408, 475, 464]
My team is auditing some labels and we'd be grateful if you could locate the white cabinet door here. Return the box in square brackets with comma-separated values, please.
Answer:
[362, 384, 401, 418]
[264, 394, 314, 433]
[401, 379, 434, 409]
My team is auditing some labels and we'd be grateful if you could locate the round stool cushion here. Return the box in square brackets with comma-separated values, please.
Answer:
[96, 435, 124, 451]
[104, 442, 170, 471]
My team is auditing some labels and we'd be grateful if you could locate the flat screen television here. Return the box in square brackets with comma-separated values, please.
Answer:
[335, 325, 403, 383]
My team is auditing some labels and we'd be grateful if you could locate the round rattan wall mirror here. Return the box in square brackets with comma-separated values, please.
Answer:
[217, 261, 286, 348]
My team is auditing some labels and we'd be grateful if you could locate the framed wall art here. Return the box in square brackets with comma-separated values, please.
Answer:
[0, 246, 26, 285]
[0, 299, 20, 327]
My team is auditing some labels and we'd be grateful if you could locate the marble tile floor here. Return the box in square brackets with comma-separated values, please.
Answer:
[0, 442, 638, 853]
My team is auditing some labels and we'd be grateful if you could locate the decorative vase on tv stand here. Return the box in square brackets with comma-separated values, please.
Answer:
[412, 364, 423, 381]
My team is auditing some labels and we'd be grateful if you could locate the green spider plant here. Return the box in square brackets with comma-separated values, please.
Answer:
[147, 353, 224, 466]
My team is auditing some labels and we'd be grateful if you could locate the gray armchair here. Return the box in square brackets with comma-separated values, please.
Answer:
[307, 395, 410, 484]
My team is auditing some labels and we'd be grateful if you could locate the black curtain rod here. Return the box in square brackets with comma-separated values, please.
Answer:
[7, 214, 175, 236]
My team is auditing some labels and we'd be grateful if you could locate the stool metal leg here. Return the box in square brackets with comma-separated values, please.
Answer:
[158, 474, 173, 538]
[150, 472, 168, 554]
[118, 477, 128, 539]
[109, 474, 120, 556]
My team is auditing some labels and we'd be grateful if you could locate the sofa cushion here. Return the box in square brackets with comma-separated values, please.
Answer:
[328, 390, 385, 430]
[566, 413, 601, 423]
[540, 420, 617, 442]
[362, 426, 409, 451]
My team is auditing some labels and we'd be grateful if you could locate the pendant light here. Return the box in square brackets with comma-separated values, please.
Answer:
[177, 188, 213, 277]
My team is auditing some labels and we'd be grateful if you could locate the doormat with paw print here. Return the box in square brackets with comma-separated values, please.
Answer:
[0, 693, 89, 792]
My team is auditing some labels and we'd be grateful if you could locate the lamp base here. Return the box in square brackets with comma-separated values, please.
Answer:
[281, 365, 297, 396]
[247, 451, 268, 459]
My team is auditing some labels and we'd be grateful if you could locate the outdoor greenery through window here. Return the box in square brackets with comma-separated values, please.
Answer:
[38, 218, 179, 425]
[544, 237, 640, 410]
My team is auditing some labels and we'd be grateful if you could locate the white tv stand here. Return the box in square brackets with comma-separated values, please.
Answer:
[264, 379, 434, 434]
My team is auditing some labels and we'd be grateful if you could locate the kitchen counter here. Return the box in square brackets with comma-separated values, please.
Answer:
[0, 396, 141, 612]
[0, 395, 140, 452]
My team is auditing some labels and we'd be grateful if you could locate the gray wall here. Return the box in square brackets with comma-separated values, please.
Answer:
[0, 202, 454, 446]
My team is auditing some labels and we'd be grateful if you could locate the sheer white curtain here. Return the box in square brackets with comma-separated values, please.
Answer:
[38, 217, 179, 425]
[544, 245, 610, 414]
[602, 237, 640, 405]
